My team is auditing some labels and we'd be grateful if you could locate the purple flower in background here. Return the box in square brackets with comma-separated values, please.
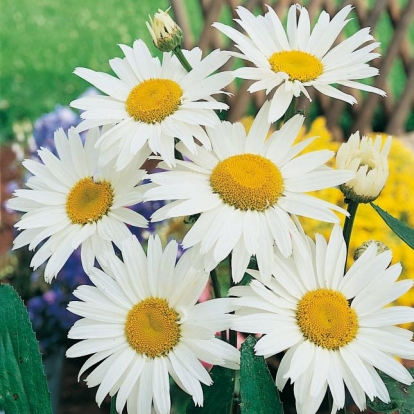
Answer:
[27, 250, 91, 355]
[33, 105, 80, 154]
[32, 87, 98, 155]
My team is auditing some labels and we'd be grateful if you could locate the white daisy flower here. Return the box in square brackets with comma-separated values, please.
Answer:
[144, 101, 354, 282]
[213, 5, 386, 123]
[336, 132, 392, 203]
[7, 127, 149, 282]
[230, 225, 414, 414]
[70, 39, 233, 168]
[66, 235, 240, 414]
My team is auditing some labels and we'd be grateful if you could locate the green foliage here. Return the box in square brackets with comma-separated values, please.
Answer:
[367, 368, 414, 413]
[0, 284, 52, 414]
[371, 203, 414, 249]
[239, 336, 284, 414]
[186, 365, 235, 413]
[0, 0, 169, 143]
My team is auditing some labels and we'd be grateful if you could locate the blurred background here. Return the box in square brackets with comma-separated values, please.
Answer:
[1, 0, 413, 413]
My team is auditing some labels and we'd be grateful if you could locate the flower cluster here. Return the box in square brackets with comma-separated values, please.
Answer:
[7, 4, 414, 414]
[8, 102, 165, 358]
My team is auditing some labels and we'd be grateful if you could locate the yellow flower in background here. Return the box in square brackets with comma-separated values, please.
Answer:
[296, 118, 414, 314]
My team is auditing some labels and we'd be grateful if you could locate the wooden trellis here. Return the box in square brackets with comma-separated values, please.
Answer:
[170, 0, 414, 140]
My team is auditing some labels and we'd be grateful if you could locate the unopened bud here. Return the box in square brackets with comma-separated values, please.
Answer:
[146, 8, 184, 52]
[353, 240, 390, 261]
[336, 132, 392, 203]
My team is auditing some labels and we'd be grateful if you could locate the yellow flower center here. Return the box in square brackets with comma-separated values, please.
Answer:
[269, 50, 323, 82]
[125, 78, 183, 124]
[296, 289, 358, 350]
[66, 177, 114, 225]
[210, 153, 284, 211]
[125, 297, 181, 358]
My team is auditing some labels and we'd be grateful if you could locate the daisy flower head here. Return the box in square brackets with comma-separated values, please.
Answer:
[144, 101, 354, 282]
[230, 225, 414, 414]
[7, 127, 149, 282]
[66, 235, 240, 414]
[70, 39, 233, 169]
[336, 131, 392, 203]
[213, 4, 386, 123]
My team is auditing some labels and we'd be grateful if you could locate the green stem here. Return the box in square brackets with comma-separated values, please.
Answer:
[327, 393, 347, 414]
[283, 97, 297, 124]
[210, 269, 227, 341]
[228, 255, 237, 348]
[171, 50, 191, 161]
[172, 46, 193, 72]
[174, 138, 184, 161]
[224, 247, 238, 414]
[210, 268, 221, 299]
[229, 325, 237, 348]
[110, 394, 117, 414]
[327, 390, 333, 414]
[342, 199, 359, 271]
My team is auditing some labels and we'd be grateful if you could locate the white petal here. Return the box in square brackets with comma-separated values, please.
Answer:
[72, 67, 130, 101]
[152, 357, 171, 414]
[268, 85, 294, 123]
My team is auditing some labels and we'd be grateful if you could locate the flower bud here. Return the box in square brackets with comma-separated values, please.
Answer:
[353, 240, 390, 261]
[146, 8, 184, 52]
[336, 132, 392, 203]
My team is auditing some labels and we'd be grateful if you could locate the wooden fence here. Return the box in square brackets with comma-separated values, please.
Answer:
[170, 0, 414, 140]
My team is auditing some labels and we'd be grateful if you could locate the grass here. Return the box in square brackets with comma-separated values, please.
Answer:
[0, 0, 169, 143]
[1, 0, 413, 144]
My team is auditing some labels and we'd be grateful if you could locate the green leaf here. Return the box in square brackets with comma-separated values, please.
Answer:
[371, 203, 414, 248]
[367, 368, 414, 413]
[239, 336, 284, 414]
[186, 365, 235, 413]
[0, 284, 52, 414]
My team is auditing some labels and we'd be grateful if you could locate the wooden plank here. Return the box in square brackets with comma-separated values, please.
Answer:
[386, 60, 414, 135]
[170, 0, 195, 49]
[352, 0, 414, 134]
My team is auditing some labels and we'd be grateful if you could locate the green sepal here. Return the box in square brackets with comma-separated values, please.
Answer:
[371, 203, 414, 249]
[239, 336, 284, 414]
[0, 284, 52, 414]
[367, 368, 414, 413]
[186, 365, 235, 413]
